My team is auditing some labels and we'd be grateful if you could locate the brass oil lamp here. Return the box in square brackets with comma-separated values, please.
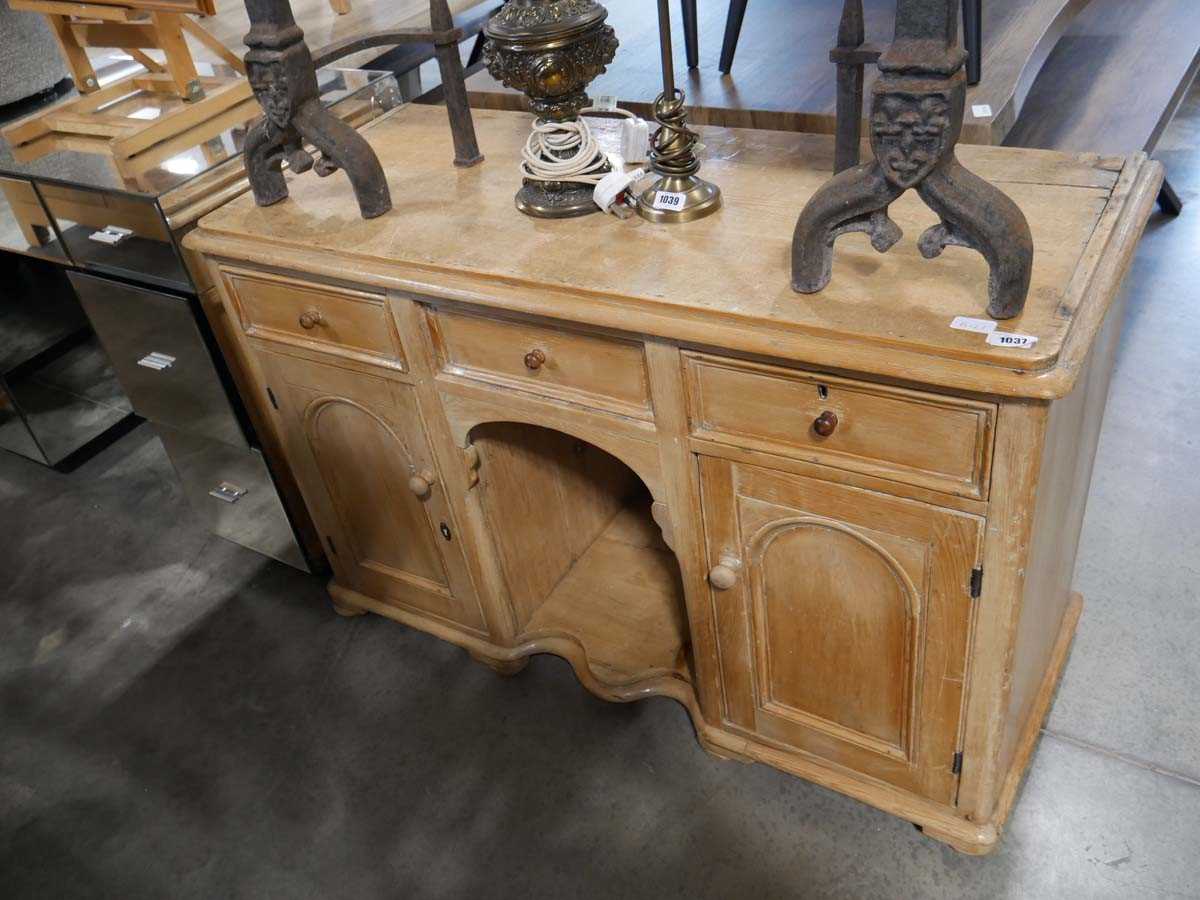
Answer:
[483, 0, 619, 218]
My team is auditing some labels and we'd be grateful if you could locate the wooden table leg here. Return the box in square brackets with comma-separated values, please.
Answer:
[719, 0, 750, 74]
[681, 0, 699, 69]
[963, 0, 982, 85]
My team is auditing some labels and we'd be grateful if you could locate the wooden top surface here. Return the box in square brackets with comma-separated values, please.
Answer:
[188, 105, 1162, 400]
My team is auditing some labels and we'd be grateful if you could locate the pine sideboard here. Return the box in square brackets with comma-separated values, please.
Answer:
[185, 104, 1161, 853]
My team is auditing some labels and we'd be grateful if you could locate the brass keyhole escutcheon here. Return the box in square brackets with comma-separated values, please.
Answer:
[299, 308, 323, 330]
[813, 410, 839, 437]
[523, 348, 546, 371]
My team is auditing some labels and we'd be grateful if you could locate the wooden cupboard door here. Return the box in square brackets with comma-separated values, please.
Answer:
[699, 459, 983, 804]
[261, 351, 484, 631]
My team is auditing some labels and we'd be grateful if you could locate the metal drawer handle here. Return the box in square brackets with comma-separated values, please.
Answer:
[523, 348, 547, 371]
[209, 482, 247, 503]
[813, 410, 839, 437]
[137, 352, 176, 371]
[299, 308, 324, 330]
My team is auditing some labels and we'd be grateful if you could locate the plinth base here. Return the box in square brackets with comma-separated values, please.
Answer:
[636, 173, 722, 224]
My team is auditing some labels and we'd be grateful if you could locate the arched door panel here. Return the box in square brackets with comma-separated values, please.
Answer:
[261, 350, 484, 632]
[700, 458, 982, 804]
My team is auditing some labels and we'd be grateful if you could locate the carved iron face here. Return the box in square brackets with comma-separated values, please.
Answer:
[248, 61, 292, 130]
[870, 89, 952, 189]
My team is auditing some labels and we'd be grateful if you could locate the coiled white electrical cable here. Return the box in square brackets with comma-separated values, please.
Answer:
[519, 107, 636, 184]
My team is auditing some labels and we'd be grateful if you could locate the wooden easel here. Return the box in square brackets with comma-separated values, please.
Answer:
[1, 0, 252, 169]
[9, 0, 242, 98]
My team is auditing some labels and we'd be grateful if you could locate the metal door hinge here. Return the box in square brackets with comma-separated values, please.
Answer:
[267, 387, 279, 410]
[952, 751, 963, 775]
[970, 566, 984, 599]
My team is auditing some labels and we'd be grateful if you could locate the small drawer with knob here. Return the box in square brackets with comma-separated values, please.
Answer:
[684, 352, 996, 500]
[219, 266, 406, 370]
[429, 306, 653, 419]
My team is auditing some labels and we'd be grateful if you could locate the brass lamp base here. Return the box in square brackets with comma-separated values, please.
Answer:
[516, 179, 602, 218]
[636, 173, 722, 224]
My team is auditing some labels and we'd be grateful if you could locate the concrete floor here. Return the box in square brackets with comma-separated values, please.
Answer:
[4, 94, 1200, 900]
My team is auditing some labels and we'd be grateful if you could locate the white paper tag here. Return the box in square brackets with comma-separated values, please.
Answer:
[593, 94, 618, 112]
[950, 316, 998, 334]
[986, 332, 1039, 350]
[652, 190, 687, 212]
[971, 104, 993, 119]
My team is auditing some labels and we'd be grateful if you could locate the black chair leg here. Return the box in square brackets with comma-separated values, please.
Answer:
[1158, 178, 1184, 216]
[963, 0, 982, 85]
[719, 0, 750, 74]
[681, 0, 699, 69]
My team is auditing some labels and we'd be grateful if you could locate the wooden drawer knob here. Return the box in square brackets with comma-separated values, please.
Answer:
[708, 556, 741, 590]
[523, 348, 547, 371]
[813, 410, 839, 437]
[408, 469, 436, 499]
[299, 308, 324, 330]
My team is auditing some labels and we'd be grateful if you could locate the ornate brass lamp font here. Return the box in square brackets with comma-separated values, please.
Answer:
[636, 0, 720, 224]
[483, 0, 620, 218]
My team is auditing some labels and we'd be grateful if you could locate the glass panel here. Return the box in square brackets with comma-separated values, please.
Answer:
[37, 183, 190, 291]
[0, 176, 70, 262]
[0, 252, 132, 466]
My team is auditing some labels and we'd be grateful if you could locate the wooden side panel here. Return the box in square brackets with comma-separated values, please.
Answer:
[996, 282, 1129, 780]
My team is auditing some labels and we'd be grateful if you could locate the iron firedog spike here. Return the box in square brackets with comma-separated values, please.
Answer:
[793, 0, 1034, 320]
[830, 0, 877, 174]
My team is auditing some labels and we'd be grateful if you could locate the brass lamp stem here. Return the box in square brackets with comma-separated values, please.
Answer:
[636, 0, 721, 224]
[657, 0, 675, 97]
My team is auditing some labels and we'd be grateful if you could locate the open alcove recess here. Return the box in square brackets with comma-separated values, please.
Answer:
[468, 423, 691, 687]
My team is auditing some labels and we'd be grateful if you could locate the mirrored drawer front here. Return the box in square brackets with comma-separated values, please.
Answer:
[156, 425, 309, 572]
[684, 353, 995, 500]
[221, 267, 405, 370]
[430, 306, 653, 419]
[70, 272, 246, 450]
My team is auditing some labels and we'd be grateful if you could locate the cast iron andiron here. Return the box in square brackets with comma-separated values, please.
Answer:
[792, 0, 1034, 320]
[243, 0, 391, 219]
